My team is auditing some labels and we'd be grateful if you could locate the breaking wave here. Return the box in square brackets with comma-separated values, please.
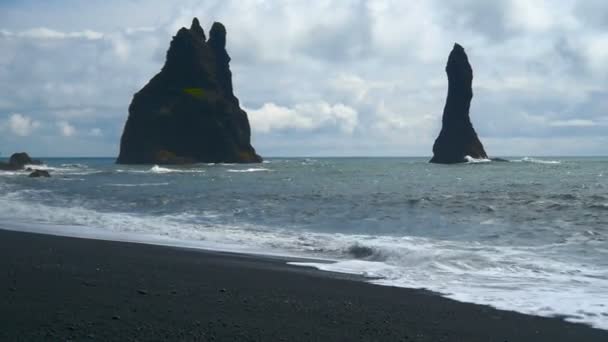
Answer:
[105, 182, 170, 187]
[513, 157, 562, 165]
[0, 186, 606, 330]
[464, 156, 492, 164]
[117, 165, 206, 174]
[227, 168, 272, 173]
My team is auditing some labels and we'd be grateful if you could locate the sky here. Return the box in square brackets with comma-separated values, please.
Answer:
[0, 0, 607, 157]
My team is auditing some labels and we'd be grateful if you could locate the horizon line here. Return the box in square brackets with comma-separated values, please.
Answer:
[2, 155, 607, 159]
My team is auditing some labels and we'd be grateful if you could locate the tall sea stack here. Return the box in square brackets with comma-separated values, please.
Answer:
[117, 18, 262, 164]
[430, 43, 488, 164]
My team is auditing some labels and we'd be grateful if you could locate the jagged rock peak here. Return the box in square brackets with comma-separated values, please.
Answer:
[190, 17, 206, 42]
[430, 43, 488, 164]
[116, 18, 262, 165]
[208, 22, 227, 49]
[445, 43, 473, 102]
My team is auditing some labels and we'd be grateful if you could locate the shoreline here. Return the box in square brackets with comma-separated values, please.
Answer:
[1, 228, 607, 341]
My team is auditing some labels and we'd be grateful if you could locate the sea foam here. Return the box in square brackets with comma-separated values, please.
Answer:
[514, 157, 561, 165]
[1, 186, 607, 330]
[464, 156, 492, 163]
[227, 168, 272, 173]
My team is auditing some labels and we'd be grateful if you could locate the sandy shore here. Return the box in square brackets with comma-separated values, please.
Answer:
[1, 228, 606, 341]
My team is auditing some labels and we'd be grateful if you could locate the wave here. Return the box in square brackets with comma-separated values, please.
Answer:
[0, 164, 96, 176]
[0, 186, 607, 330]
[22, 163, 100, 176]
[587, 203, 608, 211]
[464, 156, 492, 164]
[0, 170, 25, 176]
[60, 163, 89, 168]
[291, 239, 608, 330]
[150, 165, 174, 173]
[227, 168, 272, 173]
[105, 182, 170, 187]
[117, 165, 206, 174]
[513, 157, 561, 165]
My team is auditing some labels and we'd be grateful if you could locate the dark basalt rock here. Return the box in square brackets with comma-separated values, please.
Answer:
[117, 18, 262, 165]
[28, 170, 50, 178]
[430, 43, 488, 164]
[0, 152, 41, 170]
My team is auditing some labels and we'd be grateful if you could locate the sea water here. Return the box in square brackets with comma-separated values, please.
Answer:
[0, 157, 606, 329]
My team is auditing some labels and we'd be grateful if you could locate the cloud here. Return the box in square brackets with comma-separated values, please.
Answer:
[89, 128, 103, 137]
[0, 0, 607, 157]
[0, 28, 103, 40]
[57, 121, 76, 137]
[6, 113, 40, 136]
[247, 102, 358, 134]
[549, 119, 597, 127]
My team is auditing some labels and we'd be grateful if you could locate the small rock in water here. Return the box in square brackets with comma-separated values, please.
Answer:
[347, 244, 375, 259]
[28, 170, 50, 178]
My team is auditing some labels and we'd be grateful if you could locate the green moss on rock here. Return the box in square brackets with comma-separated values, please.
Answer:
[183, 88, 204, 99]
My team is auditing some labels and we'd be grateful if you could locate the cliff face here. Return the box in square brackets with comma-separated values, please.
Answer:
[430, 43, 488, 164]
[117, 18, 262, 164]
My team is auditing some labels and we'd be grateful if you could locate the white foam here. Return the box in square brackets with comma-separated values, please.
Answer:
[60, 163, 88, 168]
[0, 170, 25, 176]
[290, 240, 608, 330]
[22, 163, 100, 176]
[0, 188, 607, 330]
[227, 168, 272, 173]
[464, 156, 492, 163]
[118, 165, 206, 174]
[105, 182, 170, 187]
[150, 165, 173, 173]
[514, 157, 561, 165]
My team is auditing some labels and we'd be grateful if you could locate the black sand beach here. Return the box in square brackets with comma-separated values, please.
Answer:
[1, 229, 606, 341]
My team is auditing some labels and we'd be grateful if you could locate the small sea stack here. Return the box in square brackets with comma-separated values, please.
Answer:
[430, 43, 488, 164]
[117, 18, 262, 165]
[0, 152, 41, 171]
[28, 169, 50, 178]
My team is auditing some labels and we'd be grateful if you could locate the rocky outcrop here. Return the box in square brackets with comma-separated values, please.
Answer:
[430, 43, 488, 164]
[0, 152, 41, 171]
[28, 170, 50, 178]
[117, 18, 262, 164]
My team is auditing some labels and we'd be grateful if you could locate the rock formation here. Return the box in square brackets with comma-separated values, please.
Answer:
[0, 152, 41, 171]
[28, 169, 50, 178]
[117, 18, 262, 164]
[430, 43, 488, 164]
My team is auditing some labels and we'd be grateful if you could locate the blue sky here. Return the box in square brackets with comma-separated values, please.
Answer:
[1, 0, 607, 157]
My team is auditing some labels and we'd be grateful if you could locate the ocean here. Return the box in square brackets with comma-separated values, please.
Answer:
[0, 157, 607, 329]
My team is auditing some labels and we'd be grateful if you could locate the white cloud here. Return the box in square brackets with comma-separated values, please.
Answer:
[7, 113, 40, 136]
[57, 121, 76, 137]
[53, 107, 97, 119]
[0, 28, 104, 40]
[549, 119, 595, 127]
[247, 102, 358, 134]
[107, 33, 131, 61]
[1, 0, 608, 156]
[89, 128, 103, 136]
